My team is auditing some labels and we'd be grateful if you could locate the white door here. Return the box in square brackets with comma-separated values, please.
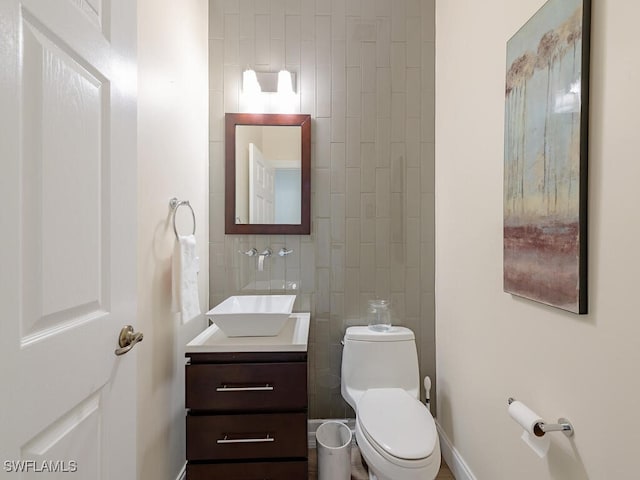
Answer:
[0, 0, 138, 478]
[249, 143, 275, 224]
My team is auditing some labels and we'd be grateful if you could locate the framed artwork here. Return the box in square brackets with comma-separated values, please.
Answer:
[503, 0, 591, 314]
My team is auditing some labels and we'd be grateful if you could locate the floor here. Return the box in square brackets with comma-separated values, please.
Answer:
[308, 445, 455, 479]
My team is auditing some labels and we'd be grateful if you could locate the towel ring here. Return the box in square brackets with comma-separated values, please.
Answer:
[169, 197, 196, 240]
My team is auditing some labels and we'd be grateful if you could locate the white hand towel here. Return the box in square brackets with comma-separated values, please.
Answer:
[171, 234, 201, 324]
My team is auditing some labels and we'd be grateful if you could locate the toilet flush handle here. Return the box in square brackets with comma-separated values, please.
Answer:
[424, 376, 432, 412]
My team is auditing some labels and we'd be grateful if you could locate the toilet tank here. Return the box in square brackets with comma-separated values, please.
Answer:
[341, 326, 420, 410]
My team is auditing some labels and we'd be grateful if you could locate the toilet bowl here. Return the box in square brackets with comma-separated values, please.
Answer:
[341, 326, 441, 480]
[355, 388, 440, 480]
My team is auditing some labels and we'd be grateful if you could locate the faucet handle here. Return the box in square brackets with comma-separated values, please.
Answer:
[278, 247, 293, 257]
[239, 247, 258, 257]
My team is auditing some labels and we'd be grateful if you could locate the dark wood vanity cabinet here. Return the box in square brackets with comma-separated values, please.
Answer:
[185, 351, 308, 479]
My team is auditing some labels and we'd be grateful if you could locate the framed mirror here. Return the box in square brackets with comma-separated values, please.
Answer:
[225, 113, 311, 234]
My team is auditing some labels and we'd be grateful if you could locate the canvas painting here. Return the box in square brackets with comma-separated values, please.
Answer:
[504, 0, 590, 314]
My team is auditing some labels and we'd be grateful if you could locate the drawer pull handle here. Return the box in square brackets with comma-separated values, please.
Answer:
[217, 434, 275, 444]
[216, 384, 274, 392]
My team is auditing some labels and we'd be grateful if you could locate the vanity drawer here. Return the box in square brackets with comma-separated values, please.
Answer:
[186, 412, 307, 461]
[186, 460, 307, 480]
[185, 362, 307, 411]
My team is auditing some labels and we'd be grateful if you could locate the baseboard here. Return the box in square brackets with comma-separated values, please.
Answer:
[308, 418, 357, 448]
[175, 462, 186, 480]
[436, 421, 476, 480]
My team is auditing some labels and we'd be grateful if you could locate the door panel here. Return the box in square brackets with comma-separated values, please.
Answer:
[20, 393, 100, 479]
[249, 143, 275, 224]
[21, 10, 109, 341]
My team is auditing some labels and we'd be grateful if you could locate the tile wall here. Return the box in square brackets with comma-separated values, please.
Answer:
[209, 0, 435, 418]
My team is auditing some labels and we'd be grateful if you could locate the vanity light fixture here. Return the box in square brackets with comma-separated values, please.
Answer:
[242, 68, 297, 94]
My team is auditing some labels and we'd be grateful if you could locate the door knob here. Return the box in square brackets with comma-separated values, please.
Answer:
[115, 325, 144, 356]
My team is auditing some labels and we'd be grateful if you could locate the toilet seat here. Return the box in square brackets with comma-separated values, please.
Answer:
[357, 388, 438, 468]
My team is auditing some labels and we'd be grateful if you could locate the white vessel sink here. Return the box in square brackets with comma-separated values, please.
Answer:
[206, 295, 296, 337]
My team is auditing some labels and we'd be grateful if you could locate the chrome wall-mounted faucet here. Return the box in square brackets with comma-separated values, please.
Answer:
[257, 248, 272, 271]
[237, 246, 293, 271]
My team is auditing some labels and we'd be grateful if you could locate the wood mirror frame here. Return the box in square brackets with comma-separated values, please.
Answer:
[225, 113, 311, 235]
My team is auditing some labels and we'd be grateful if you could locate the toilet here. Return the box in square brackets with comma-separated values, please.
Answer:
[341, 326, 441, 480]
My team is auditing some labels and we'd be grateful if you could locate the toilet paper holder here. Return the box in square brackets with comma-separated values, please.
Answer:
[508, 398, 574, 437]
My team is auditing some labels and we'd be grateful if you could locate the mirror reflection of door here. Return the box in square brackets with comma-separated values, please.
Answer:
[236, 125, 301, 225]
[249, 143, 275, 223]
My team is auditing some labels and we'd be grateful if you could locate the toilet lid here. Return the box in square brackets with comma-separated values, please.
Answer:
[358, 388, 437, 460]
[344, 326, 415, 342]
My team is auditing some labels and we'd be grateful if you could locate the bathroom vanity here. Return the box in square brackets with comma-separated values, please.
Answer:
[184, 313, 310, 480]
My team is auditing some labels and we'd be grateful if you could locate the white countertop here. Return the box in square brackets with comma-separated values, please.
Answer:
[185, 312, 310, 353]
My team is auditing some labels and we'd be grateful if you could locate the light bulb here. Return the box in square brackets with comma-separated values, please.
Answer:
[277, 70, 294, 95]
[242, 69, 261, 94]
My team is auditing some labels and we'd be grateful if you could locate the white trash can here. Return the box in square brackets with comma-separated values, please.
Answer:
[315, 421, 352, 480]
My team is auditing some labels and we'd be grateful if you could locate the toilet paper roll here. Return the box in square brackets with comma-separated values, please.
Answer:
[508, 401, 550, 458]
[508, 400, 544, 436]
